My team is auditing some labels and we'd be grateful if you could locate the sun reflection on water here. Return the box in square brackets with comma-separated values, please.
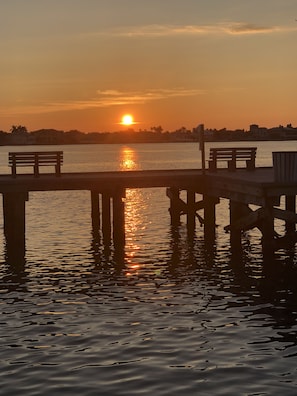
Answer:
[119, 146, 147, 276]
[119, 146, 139, 171]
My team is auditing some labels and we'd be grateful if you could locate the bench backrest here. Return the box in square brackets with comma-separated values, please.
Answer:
[209, 147, 257, 160]
[9, 151, 63, 165]
[9, 151, 63, 177]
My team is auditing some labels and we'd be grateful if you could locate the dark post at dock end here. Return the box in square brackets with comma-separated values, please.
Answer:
[198, 124, 205, 174]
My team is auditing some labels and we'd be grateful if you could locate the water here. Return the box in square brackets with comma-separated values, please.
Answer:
[1, 141, 297, 395]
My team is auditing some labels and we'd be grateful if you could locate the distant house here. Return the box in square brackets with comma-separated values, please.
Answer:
[249, 124, 268, 139]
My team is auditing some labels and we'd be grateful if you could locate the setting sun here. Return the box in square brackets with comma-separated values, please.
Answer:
[121, 114, 134, 126]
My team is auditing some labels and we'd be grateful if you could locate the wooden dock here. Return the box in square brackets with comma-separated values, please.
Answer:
[1, 166, 297, 264]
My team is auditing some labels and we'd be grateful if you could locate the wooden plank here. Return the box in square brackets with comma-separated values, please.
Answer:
[209, 153, 256, 159]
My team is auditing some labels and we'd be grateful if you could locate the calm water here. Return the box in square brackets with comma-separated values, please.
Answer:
[1, 141, 297, 395]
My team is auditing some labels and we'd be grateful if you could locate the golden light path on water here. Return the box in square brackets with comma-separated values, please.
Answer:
[119, 146, 146, 277]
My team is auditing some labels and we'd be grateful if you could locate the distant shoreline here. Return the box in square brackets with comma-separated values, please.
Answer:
[3, 124, 297, 145]
[2, 137, 297, 147]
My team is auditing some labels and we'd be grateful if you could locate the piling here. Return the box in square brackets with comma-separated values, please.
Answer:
[186, 189, 196, 234]
[112, 188, 126, 247]
[102, 193, 111, 245]
[3, 191, 28, 263]
[285, 195, 296, 234]
[203, 196, 218, 242]
[91, 191, 100, 232]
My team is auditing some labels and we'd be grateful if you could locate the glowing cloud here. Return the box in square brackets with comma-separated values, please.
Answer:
[0, 88, 204, 116]
[105, 23, 297, 37]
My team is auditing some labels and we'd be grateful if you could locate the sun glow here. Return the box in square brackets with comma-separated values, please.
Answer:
[121, 114, 134, 126]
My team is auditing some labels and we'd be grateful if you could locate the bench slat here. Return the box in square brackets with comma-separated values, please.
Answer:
[9, 157, 64, 162]
[209, 154, 254, 159]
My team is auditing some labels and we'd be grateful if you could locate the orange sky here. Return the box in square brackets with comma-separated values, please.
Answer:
[1, 0, 297, 132]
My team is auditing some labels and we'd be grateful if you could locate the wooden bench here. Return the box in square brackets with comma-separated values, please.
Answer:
[208, 147, 257, 171]
[9, 151, 63, 177]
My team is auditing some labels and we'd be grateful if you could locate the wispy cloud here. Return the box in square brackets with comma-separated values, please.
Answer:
[226, 23, 291, 35]
[1, 88, 203, 116]
[96, 88, 203, 105]
[106, 23, 297, 37]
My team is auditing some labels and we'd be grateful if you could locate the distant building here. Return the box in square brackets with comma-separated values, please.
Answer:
[249, 124, 268, 139]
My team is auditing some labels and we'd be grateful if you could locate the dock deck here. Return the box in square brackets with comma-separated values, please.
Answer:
[1, 166, 297, 263]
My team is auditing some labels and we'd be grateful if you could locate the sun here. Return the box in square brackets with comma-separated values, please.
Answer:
[121, 114, 134, 126]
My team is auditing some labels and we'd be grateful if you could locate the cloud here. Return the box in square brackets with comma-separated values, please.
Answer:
[96, 88, 203, 104]
[2, 88, 204, 116]
[226, 23, 288, 35]
[106, 23, 297, 37]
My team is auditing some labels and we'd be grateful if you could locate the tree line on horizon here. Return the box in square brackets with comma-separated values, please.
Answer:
[0, 123, 296, 145]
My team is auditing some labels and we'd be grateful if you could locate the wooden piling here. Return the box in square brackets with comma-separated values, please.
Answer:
[285, 195, 296, 234]
[261, 198, 275, 260]
[91, 191, 100, 232]
[112, 189, 126, 247]
[186, 189, 196, 234]
[167, 187, 181, 227]
[3, 191, 28, 262]
[102, 193, 111, 245]
[204, 195, 218, 242]
[229, 200, 247, 252]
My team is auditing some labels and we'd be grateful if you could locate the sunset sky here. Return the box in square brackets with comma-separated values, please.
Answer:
[1, 0, 297, 132]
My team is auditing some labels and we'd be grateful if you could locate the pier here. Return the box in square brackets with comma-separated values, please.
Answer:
[1, 165, 297, 264]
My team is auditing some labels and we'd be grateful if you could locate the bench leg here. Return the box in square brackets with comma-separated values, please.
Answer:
[34, 164, 39, 177]
[11, 165, 17, 178]
[55, 164, 61, 176]
[228, 160, 236, 171]
[246, 160, 255, 171]
[208, 161, 217, 172]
